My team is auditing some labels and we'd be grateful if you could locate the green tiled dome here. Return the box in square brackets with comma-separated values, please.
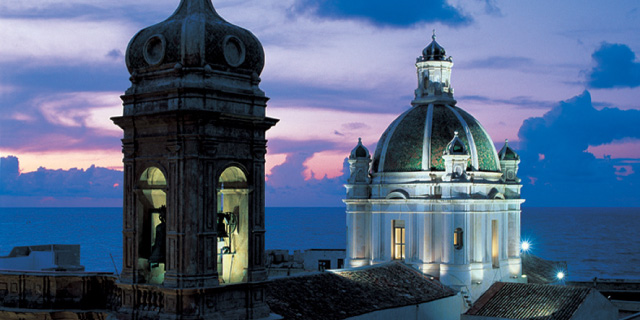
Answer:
[372, 104, 501, 173]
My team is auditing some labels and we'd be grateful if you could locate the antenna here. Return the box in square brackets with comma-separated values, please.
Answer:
[110, 253, 121, 280]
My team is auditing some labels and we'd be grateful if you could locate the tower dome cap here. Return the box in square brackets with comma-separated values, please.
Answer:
[125, 0, 264, 76]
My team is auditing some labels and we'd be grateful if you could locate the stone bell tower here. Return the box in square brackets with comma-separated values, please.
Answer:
[111, 0, 277, 318]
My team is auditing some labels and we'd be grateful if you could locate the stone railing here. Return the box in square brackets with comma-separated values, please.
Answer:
[135, 285, 164, 312]
[0, 271, 116, 310]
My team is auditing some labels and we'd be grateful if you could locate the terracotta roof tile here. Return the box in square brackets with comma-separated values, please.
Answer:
[465, 282, 594, 320]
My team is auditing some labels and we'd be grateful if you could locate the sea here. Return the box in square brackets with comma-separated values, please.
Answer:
[0, 207, 637, 281]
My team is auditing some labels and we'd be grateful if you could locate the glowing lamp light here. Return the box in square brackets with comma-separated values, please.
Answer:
[557, 271, 565, 280]
[521, 241, 531, 252]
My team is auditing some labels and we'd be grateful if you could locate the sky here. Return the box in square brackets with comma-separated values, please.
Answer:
[1, 0, 639, 207]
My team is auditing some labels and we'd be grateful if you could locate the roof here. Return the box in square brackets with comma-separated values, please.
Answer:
[465, 282, 594, 320]
[522, 253, 568, 284]
[372, 104, 501, 173]
[498, 139, 520, 161]
[265, 262, 456, 320]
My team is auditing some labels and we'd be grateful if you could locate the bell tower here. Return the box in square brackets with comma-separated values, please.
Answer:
[111, 0, 277, 318]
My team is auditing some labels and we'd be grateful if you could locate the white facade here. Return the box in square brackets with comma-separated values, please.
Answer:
[344, 34, 525, 301]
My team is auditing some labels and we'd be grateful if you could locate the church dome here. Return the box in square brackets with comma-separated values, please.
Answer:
[125, 0, 264, 76]
[371, 104, 501, 173]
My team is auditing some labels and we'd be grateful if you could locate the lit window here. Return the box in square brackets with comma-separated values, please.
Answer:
[393, 220, 405, 260]
[454, 228, 463, 250]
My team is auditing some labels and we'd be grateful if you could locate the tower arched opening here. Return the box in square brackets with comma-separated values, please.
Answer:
[217, 165, 249, 284]
[137, 166, 167, 285]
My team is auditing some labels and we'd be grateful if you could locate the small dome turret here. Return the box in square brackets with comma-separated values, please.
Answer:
[498, 139, 519, 161]
[125, 0, 264, 76]
[444, 131, 468, 155]
[350, 138, 370, 159]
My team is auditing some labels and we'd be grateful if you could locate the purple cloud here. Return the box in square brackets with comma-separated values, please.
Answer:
[0, 156, 123, 207]
[587, 43, 640, 89]
[293, 0, 470, 27]
[266, 152, 347, 207]
[517, 91, 640, 206]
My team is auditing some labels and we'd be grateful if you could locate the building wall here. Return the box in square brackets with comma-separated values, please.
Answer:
[571, 291, 618, 320]
[347, 294, 463, 320]
[346, 196, 523, 300]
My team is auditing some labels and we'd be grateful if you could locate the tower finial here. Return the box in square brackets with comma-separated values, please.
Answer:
[432, 29, 436, 41]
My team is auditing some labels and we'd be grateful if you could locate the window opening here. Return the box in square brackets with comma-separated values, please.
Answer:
[393, 220, 405, 260]
[492, 220, 499, 268]
[454, 228, 463, 250]
[318, 260, 331, 271]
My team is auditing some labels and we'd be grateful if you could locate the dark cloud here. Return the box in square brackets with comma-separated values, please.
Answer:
[4, 64, 129, 93]
[482, 0, 502, 16]
[517, 91, 640, 206]
[292, 0, 470, 27]
[460, 56, 533, 70]
[342, 122, 369, 130]
[0, 156, 123, 206]
[106, 49, 124, 60]
[587, 43, 640, 89]
[268, 139, 340, 154]
[0, 3, 171, 26]
[266, 153, 347, 207]
[458, 95, 553, 110]
[263, 80, 407, 114]
[0, 111, 120, 153]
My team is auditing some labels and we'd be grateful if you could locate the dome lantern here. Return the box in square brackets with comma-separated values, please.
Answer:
[413, 30, 455, 105]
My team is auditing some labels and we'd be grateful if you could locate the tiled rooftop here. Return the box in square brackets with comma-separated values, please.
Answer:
[465, 282, 593, 320]
[265, 261, 456, 320]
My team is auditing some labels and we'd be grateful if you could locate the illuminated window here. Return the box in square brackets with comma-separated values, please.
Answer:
[393, 220, 405, 260]
[454, 228, 463, 250]
[492, 220, 499, 268]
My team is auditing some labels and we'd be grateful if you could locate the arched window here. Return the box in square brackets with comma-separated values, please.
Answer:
[138, 167, 167, 284]
[217, 166, 249, 284]
[454, 228, 463, 250]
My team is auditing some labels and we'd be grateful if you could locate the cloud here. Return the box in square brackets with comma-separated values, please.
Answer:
[293, 0, 470, 27]
[0, 18, 135, 66]
[0, 156, 123, 207]
[266, 152, 347, 207]
[481, 0, 502, 16]
[458, 95, 553, 110]
[0, 91, 122, 153]
[461, 56, 534, 70]
[517, 91, 640, 206]
[587, 43, 640, 89]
